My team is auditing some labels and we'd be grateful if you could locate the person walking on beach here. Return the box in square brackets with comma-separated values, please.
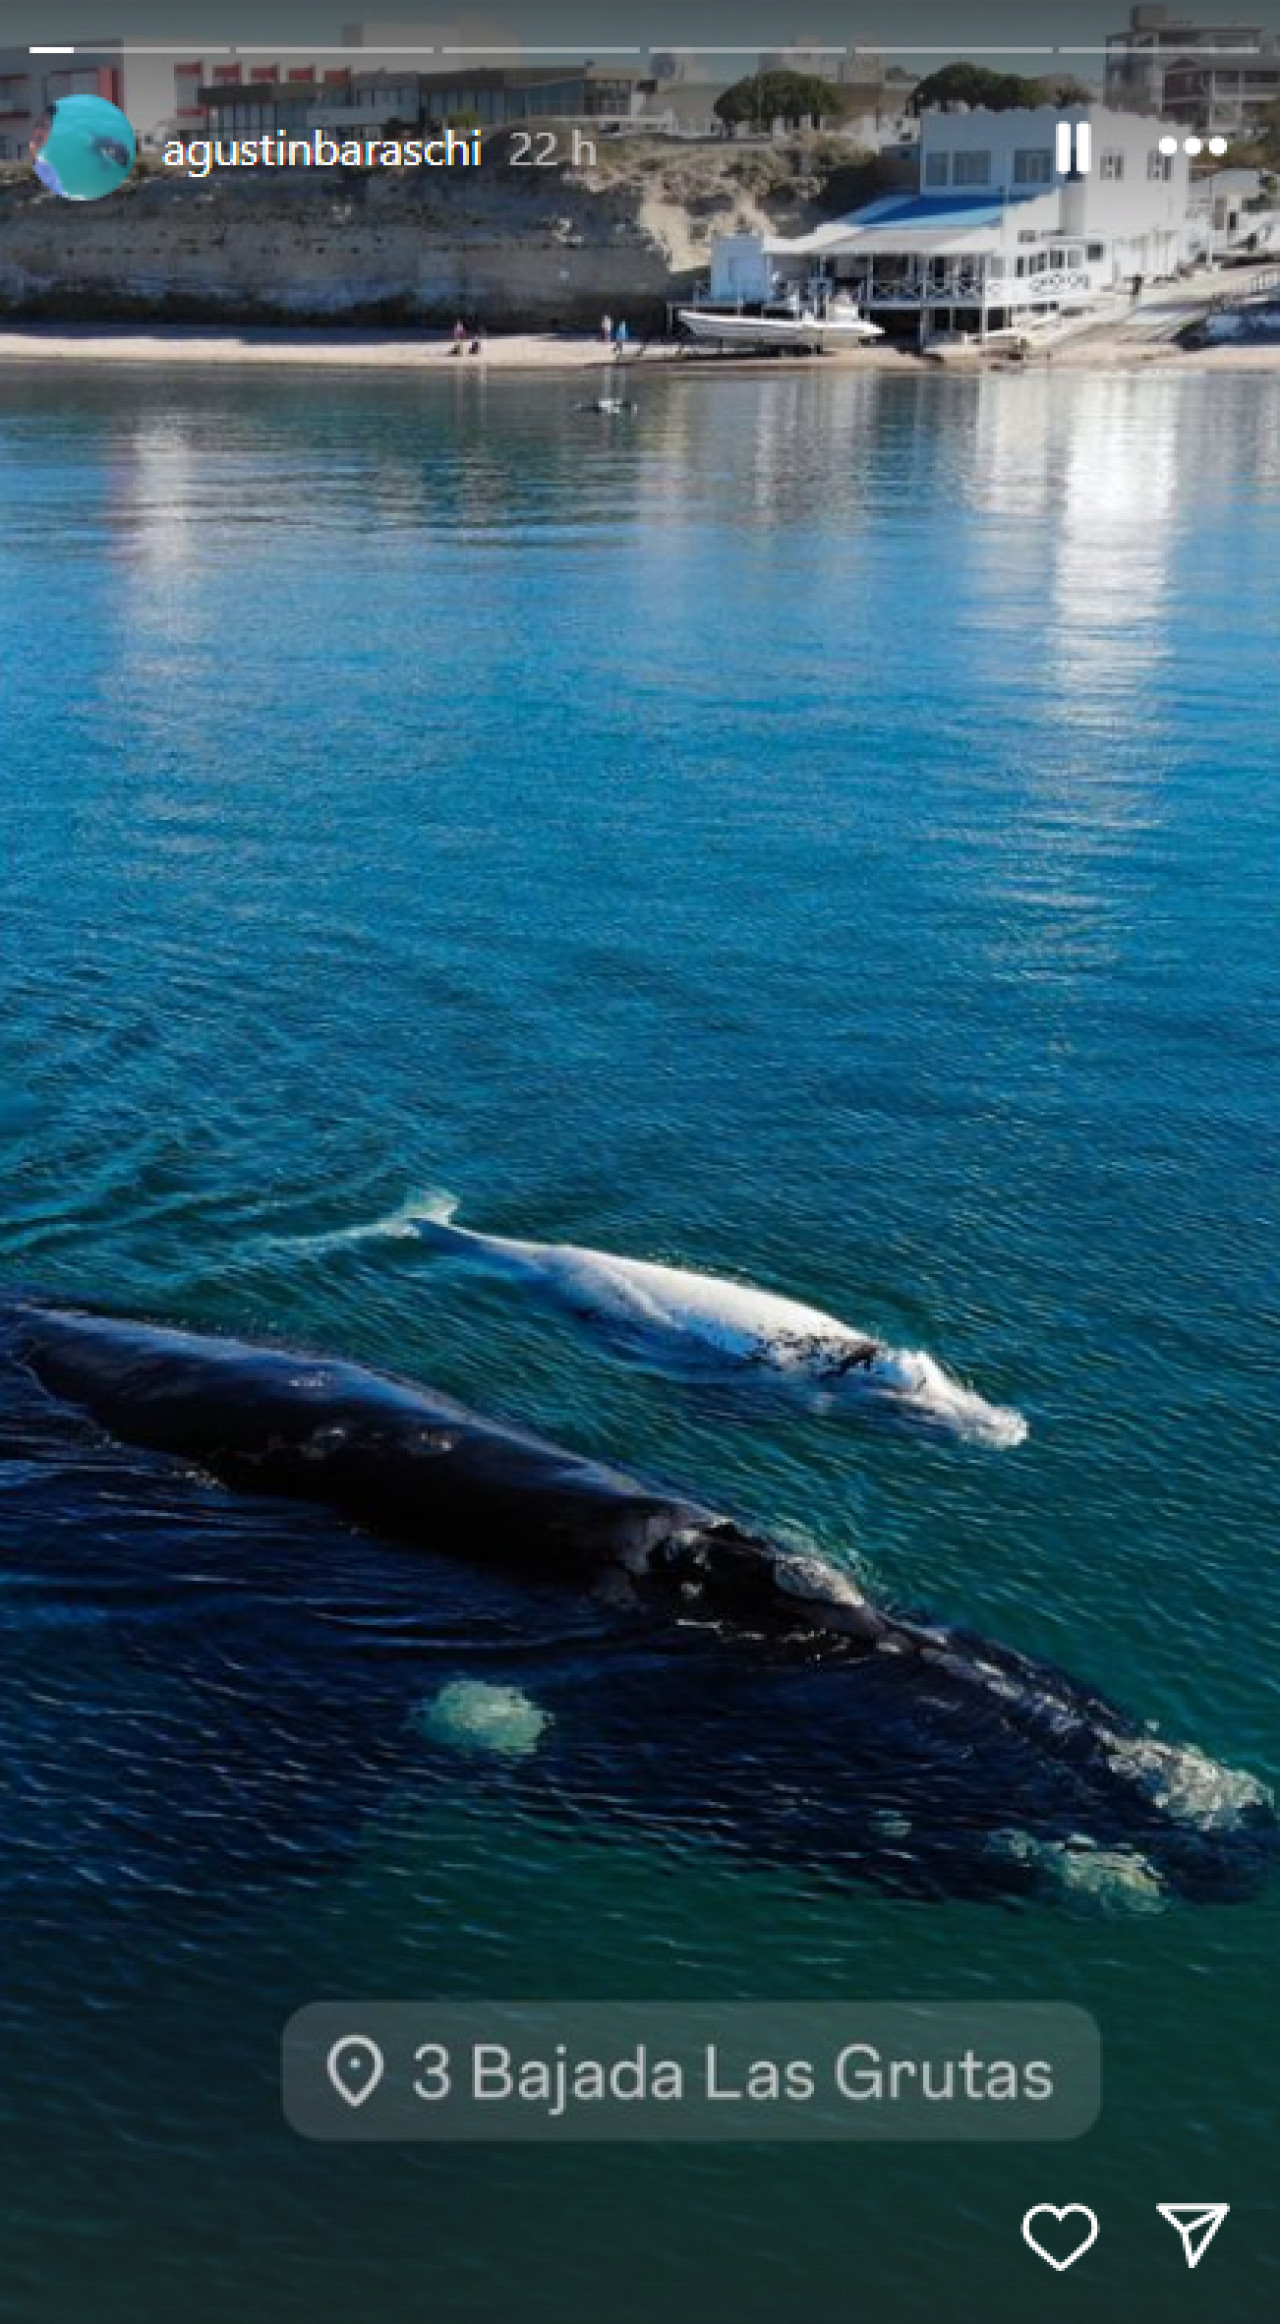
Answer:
[600, 311, 613, 343]
[613, 317, 629, 362]
[451, 317, 467, 355]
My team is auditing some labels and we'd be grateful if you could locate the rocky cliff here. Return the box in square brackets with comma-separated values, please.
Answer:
[0, 135, 887, 329]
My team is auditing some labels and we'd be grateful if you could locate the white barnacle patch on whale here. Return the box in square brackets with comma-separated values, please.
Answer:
[417, 1680, 550, 1759]
[986, 1829, 1169, 1915]
[774, 1553, 870, 1613]
[1105, 1736, 1275, 1832]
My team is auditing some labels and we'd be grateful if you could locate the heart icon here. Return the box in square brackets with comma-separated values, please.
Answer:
[1022, 2204, 1099, 2272]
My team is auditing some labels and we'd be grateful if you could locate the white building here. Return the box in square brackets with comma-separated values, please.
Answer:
[1190, 162, 1280, 251]
[920, 102, 1192, 264]
[707, 105, 1196, 345]
[1105, 7, 1280, 132]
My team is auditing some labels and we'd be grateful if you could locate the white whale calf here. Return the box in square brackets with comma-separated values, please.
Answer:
[385, 1201, 1028, 1450]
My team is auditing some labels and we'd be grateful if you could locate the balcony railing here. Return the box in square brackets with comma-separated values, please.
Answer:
[853, 266, 1095, 308]
[1008, 267, 1095, 302]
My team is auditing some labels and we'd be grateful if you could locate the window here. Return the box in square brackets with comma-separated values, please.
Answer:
[1147, 149, 1174, 180]
[1013, 148, 1053, 185]
[924, 150, 949, 187]
[953, 150, 991, 186]
[1100, 151, 1125, 180]
[1086, 241, 1105, 261]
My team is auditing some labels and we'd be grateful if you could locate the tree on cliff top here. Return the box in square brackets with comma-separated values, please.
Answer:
[714, 70, 850, 130]
[1224, 96, 1280, 169]
[909, 61, 1092, 114]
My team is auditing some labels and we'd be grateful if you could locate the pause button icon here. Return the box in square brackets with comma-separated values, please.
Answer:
[1055, 120, 1093, 175]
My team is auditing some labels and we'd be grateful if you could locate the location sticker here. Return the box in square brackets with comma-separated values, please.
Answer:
[327, 2034, 385, 2110]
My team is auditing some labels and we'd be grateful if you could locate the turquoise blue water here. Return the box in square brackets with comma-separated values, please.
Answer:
[2, 363, 1278, 2320]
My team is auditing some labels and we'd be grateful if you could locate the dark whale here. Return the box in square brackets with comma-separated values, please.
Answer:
[7, 1300, 1275, 1910]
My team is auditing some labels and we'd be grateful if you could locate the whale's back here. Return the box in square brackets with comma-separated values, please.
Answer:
[532, 1243, 854, 1358]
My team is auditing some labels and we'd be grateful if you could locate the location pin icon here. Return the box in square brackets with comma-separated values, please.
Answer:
[327, 2034, 385, 2110]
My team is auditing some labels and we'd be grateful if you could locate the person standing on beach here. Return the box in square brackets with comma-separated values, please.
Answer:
[600, 312, 613, 342]
[451, 317, 467, 355]
[613, 317, 629, 362]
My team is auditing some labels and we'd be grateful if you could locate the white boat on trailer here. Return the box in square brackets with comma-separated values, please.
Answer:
[678, 293, 883, 352]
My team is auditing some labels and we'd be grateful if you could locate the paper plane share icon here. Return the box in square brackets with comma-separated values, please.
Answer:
[1157, 2204, 1230, 2270]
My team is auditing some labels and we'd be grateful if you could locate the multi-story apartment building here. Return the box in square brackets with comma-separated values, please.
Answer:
[1105, 7, 1280, 130]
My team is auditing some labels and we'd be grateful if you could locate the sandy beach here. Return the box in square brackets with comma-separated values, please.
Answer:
[1, 320, 1277, 374]
[0, 324, 642, 372]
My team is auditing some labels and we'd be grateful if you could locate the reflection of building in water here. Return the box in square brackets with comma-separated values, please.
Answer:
[938, 376, 1192, 1005]
[1049, 377, 1182, 701]
[1105, 6, 1280, 132]
[940, 368, 1185, 704]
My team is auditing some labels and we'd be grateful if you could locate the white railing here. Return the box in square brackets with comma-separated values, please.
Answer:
[854, 267, 1096, 309]
[1009, 268, 1095, 303]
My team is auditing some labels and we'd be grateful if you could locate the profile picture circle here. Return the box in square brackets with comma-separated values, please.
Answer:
[31, 94, 135, 201]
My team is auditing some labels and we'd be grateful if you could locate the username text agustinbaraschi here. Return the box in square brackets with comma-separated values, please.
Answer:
[163, 129, 482, 180]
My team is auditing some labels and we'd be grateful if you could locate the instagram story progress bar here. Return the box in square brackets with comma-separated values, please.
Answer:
[22, 37, 1280, 58]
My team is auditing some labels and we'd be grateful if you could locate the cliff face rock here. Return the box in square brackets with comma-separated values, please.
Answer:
[0, 138, 873, 328]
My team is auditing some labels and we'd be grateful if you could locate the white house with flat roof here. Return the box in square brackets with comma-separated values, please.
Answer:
[921, 103, 1192, 256]
[706, 105, 1196, 345]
